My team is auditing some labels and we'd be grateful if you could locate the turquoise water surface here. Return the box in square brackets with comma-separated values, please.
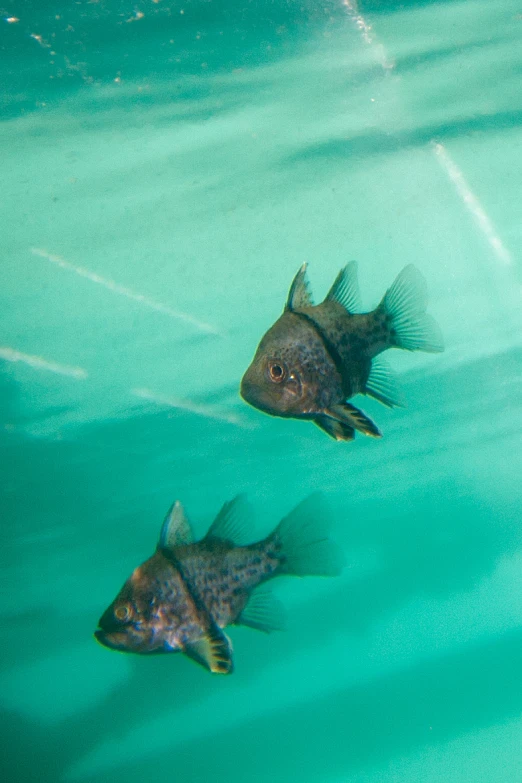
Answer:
[2, 1, 522, 781]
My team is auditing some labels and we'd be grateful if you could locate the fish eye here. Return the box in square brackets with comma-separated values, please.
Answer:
[114, 604, 132, 622]
[268, 362, 286, 383]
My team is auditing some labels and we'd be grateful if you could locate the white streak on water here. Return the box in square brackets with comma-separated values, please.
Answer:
[30, 248, 221, 335]
[0, 347, 87, 379]
[341, 0, 395, 71]
[432, 142, 514, 267]
[132, 387, 247, 427]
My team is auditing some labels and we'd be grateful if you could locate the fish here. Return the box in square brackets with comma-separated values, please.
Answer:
[240, 262, 444, 441]
[94, 494, 343, 674]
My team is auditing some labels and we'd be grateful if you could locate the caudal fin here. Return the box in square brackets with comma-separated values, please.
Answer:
[271, 495, 344, 577]
[381, 265, 444, 353]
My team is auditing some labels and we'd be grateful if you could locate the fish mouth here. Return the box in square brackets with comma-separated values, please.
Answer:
[94, 627, 129, 652]
[94, 628, 114, 649]
[239, 374, 254, 403]
[94, 628, 107, 646]
[94, 627, 176, 656]
[240, 375, 274, 414]
[240, 375, 302, 417]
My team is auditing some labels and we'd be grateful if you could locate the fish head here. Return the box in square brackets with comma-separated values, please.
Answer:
[94, 553, 188, 655]
[240, 314, 330, 417]
[240, 351, 305, 417]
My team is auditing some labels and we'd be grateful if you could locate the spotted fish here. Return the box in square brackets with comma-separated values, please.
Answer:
[240, 262, 444, 440]
[95, 495, 343, 674]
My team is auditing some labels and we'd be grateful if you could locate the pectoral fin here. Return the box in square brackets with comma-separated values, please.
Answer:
[325, 403, 382, 439]
[314, 414, 355, 441]
[184, 626, 234, 675]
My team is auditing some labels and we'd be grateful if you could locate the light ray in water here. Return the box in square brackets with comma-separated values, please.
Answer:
[30, 248, 221, 335]
[341, 0, 394, 71]
[432, 142, 513, 267]
[0, 347, 88, 379]
[132, 388, 248, 427]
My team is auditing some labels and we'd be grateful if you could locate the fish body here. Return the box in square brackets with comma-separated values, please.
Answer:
[95, 495, 342, 674]
[240, 263, 444, 440]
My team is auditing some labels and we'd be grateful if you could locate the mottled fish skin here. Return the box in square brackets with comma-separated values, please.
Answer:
[166, 537, 282, 630]
[96, 539, 279, 654]
[240, 305, 376, 422]
[96, 553, 203, 654]
[95, 495, 342, 673]
[240, 263, 444, 440]
[246, 312, 343, 416]
[295, 303, 388, 396]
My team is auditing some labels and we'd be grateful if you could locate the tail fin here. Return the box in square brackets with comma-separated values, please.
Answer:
[380, 265, 444, 353]
[271, 495, 344, 577]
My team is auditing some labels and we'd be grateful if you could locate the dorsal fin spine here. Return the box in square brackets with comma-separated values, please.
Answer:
[285, 264, 314, 311]
[159, 500, 194, 549]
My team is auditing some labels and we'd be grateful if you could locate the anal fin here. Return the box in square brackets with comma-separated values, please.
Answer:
[314, 414, 355, 442]
[365, 358, 404, 409]
[237, 586, 286, 633]
[184, 626, 234, 675]
[326, 403, 382, 439]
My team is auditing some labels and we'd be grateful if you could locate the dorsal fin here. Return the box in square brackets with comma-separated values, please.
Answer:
[285, 264, 314, 311]
[158, 500, 194, 550]
[204, 495, 254, 546]
[325, 261, 362, 313]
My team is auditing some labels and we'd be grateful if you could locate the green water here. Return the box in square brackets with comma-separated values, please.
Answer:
[1, 0, 522, 781]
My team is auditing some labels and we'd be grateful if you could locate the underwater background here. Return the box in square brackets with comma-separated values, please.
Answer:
[1, 0, 522, 780]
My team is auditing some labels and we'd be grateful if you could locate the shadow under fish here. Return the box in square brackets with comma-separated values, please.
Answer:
[95, 495, 343, 674]
[240, 262, 444, 441]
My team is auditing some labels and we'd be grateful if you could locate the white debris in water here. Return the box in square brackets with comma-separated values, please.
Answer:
[30, 247, 221, 335]
[0, 346, 88, 379]
[432, 141, 513, 267]
[132, 387, 248, 427]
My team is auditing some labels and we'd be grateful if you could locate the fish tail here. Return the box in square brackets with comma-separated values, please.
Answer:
[378, 265, 444, 353]
[270, 495, 344, 577]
